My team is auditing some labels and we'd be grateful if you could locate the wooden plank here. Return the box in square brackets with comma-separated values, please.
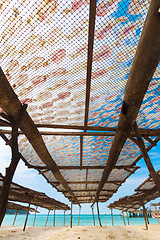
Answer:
[142, 204, 148, 230]
[111, 208, 114, 226]
[12, 210, 18, 225]
[84, 0, 97, 131]
[33, 207, 38, 227]
[78, 206, 81, 226]
[51, 181, 124, 184]
[91, 0, 160, 206]
[70, 202, 73, 228]
[0, 68, 80, 207]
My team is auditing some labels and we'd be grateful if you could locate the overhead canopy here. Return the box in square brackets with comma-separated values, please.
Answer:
[0, 0, 160, 204]
[0, 174, 70, 211]
[7, 201, 39, 213]
[108, 170, 160, 212]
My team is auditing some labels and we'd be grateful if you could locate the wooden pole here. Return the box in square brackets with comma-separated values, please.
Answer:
[111, 208, 114, 226]
[23, 202, 30, 231]
[0, 119, 20, 226]
[45, 210, 50, 227]
[78, 206, 81, 226]
[122, 210, 126, 226]
[155, 206, 159, 223]
[70, 202, 73, 228]
[142, 204, 148, 230]
[91, 206, 95, 226]
[13, 210, 18, 225]
[96, 200, 102, 227]
[91, 0, 160, 206]
[33, 207, 38, 227]
[53, 210, 56, 226]
[126, 212, 130, 225]
[64, 211, 65, 226]
[133, 122, 160, 194]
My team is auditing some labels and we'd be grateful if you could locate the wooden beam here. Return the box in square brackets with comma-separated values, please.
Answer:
[91, 206, 95, 226]
[86, 169, 88, 190]
[133, 122, 160, 193]
[45, 210, 50, 227]
[0, 117, 20, 226]
[78, 206, 81, 226]
[97, 200, 102, 227]
[80, 136, 83, 169]
[33, 207, 38, 227]
[51, 181, 124, 185]
[142, 204, 148, 230]
[0, 68, 80, 207]
[23, 202, 30, 231]
[70, 202, 73, 228]
[111, 208, 114, 226]
[12, 210, 18, 225]
[84, 0, 97, 131]
[64, 210, 65, 226]
[91, 0, 160, 206]
[53, 210, 55, 226]
[143, 135, 157, 146]
[122, 210, 126, 226]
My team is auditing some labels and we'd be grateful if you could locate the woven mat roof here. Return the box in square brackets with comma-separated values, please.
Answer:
[7, 201, 39, 213]
[108, 170, 160, 212]
[0, 0, 159, 205]
[0, 174, 70, 210]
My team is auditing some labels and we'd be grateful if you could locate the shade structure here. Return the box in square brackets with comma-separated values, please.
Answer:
[7, 201, 39, 213]
[108, 170, 160, 213]
[0, 0, 160, 205]
[0, 174, 70, 211]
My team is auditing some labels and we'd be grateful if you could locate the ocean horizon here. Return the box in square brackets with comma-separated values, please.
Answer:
[2, 214, 159, 227]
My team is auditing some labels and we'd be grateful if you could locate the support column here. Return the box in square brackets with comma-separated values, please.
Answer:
[126, 211, 130, 225]
[111, 208, 114, 226]
[96, 200, 102, 227]
[91, 206, 95, 226]
[155, 206, 159, 223]
[78, 206, 81, 226]
[45, 210, 50, 227]
[23, 202, 30, 231]
[64, 211, 65, 226]
[33, 207, 38, 227]
[0, 106, 27, 226]
[13, 210, 18, 225]
[142, 204, 148, 230]
[70, 202, 73, 228]
[122, 210, 126, 226]
[53, 210, 56, 226]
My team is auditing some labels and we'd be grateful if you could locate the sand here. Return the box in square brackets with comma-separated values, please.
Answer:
[0, 224, 160, 240]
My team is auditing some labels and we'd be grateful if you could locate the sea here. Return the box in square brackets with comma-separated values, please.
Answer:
[2, 214, 159, 227]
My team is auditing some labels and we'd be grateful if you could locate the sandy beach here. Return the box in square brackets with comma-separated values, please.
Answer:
[0, 224, 160, 240]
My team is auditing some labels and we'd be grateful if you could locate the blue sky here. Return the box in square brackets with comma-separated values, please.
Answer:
[0, 137, 160, 215]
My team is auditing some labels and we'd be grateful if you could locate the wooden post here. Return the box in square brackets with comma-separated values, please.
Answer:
[70, 202, 73, 228]
[155, 206, 159, 223]
[33, 207, 38, 227]
[53, 210, 56, 226]
[142, 204, 148, 230]
[78, 206, 81, 226]
[111, 208, 114, 226]
[126, 212, 130, 225]
[64, 211, 65, 226]
[0, 119, 20, 226]
[23, 202, 30, 231]
[91, 206, 95, 226]
[13, 210, 18, 225]
[96, 200, 102, 227]
[45, 210, 50, 227]
[122, 210, 126, 226]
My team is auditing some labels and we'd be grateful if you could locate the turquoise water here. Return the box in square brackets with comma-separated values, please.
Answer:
[2, 214, 159, 227]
